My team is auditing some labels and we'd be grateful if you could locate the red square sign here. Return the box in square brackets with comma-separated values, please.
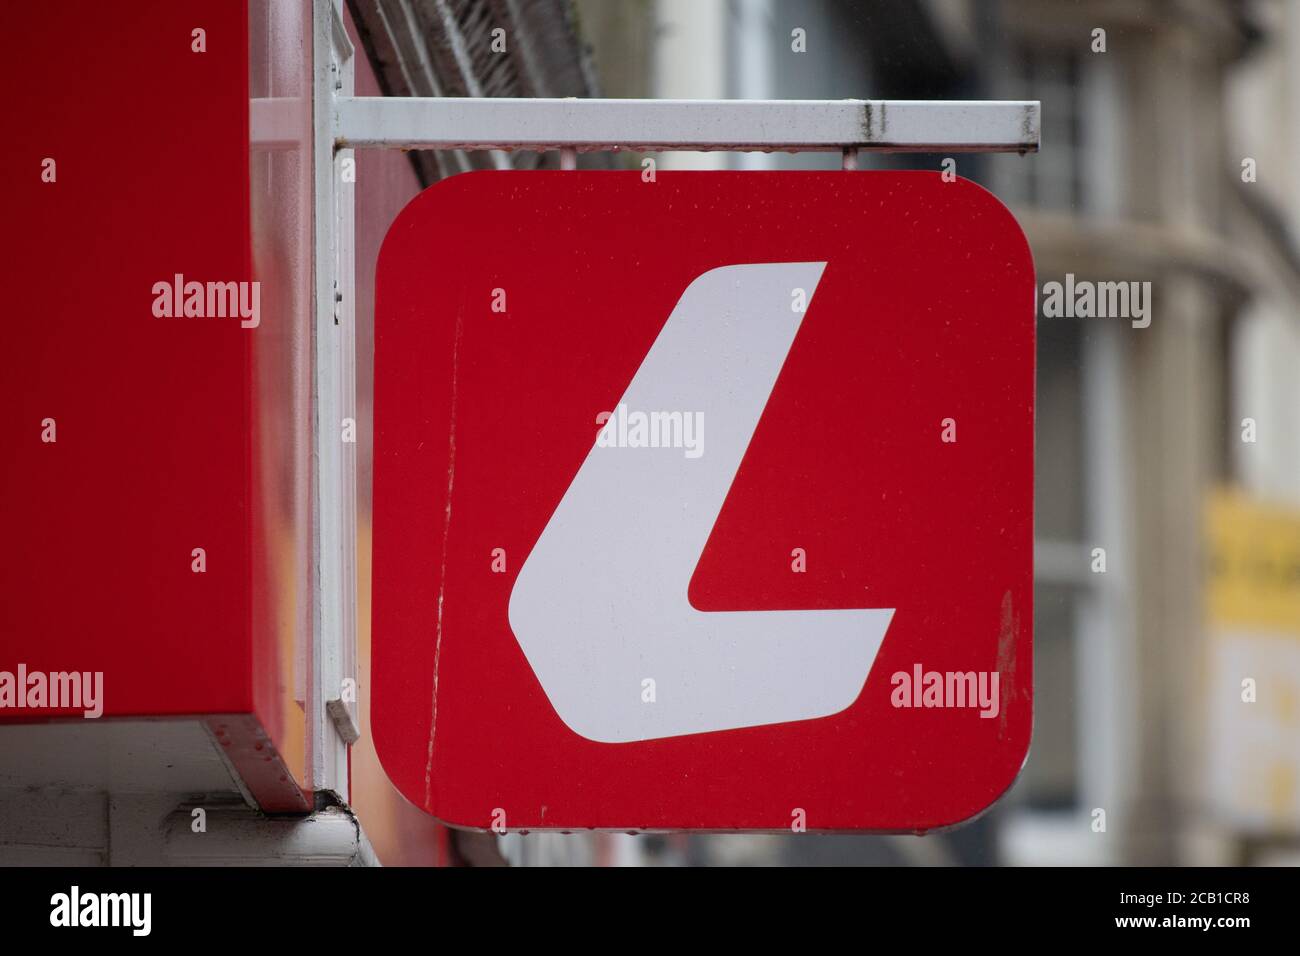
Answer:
[372, 171, 1034, 831]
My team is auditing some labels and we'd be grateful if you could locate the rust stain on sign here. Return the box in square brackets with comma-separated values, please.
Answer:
[995, 589, 1020, 741]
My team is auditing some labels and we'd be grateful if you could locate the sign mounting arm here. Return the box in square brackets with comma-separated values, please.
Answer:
[330, 97, 1041, 155]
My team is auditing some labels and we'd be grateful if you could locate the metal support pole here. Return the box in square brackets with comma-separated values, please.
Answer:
[332, 97, 1040, 154]
[310, 0, 358, 799]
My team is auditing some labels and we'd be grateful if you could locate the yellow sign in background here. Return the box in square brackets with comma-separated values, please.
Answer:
[1208, 489, 1300, 633]
[1206, 489, 1300, 830]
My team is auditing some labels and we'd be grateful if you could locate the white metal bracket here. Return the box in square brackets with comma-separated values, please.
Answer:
[331, 97, 1040, 154]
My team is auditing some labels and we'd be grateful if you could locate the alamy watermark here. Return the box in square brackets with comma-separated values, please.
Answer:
[50, 886, 150, 936]
[596, 404, 704, 459]
[1038, 273, 1152, 328]
[0, 664, 103, 718]
[890, 663, 1000, 719]
[151, 273, 260, 328]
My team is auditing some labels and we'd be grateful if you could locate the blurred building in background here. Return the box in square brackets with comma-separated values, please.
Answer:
[571, 0, 1300, 867]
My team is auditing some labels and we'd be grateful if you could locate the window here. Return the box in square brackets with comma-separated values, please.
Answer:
[1007, 45, 1084, 211]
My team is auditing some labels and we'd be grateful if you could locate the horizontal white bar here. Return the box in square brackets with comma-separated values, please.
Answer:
[333, 97, 1040, 153]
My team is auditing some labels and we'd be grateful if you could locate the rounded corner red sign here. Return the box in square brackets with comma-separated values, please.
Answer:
[371, 170, 1034, 832]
